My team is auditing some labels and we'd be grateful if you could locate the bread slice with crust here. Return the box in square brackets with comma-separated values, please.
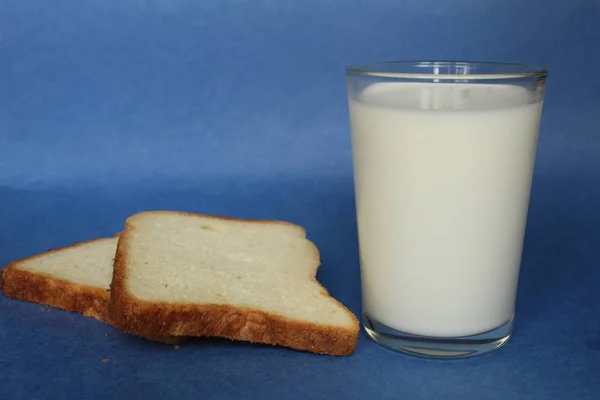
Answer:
[109, 211, 359, 356]
[0, 238, 178, 344]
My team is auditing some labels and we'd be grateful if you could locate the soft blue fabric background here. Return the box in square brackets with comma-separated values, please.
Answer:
[1, 1, 598, 399]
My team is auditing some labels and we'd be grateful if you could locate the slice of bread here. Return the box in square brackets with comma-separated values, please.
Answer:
[0, 238, 178, 344]
[110, 211, 360, 356]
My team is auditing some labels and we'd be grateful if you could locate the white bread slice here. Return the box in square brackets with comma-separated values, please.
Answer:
[0, 238, 178, 344]
[109, 211, 360, 356]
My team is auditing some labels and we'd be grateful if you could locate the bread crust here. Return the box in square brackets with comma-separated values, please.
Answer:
[1, 263, 111, 321]
[0, 239, 179, 345]
[109, 211, 360, 356]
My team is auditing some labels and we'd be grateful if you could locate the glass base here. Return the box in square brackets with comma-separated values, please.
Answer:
[363, 313, 514, 359]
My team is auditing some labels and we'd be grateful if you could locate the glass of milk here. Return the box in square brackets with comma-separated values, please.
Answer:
[346, 61, 548, 358]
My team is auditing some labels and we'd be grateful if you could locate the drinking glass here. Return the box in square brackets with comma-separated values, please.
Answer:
[346, 61, 548, 358]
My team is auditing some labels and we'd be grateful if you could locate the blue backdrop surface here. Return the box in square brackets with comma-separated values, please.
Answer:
[1, 1, 598, 399]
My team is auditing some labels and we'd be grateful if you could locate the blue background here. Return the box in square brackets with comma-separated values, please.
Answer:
[1, 1, 599, 399]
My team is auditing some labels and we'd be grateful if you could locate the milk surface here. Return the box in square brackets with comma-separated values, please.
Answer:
[350, 82, 543, 337]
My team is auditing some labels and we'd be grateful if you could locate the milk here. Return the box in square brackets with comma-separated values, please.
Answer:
[349, 82, 543, 337]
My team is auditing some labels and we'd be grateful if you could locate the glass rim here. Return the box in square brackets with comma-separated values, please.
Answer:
[346, 60, 548, 80]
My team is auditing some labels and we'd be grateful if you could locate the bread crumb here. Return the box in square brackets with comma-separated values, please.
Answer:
[101, 358, 110, 363]
[174, 345, 180, 350]
[40, 307, 45, 312]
